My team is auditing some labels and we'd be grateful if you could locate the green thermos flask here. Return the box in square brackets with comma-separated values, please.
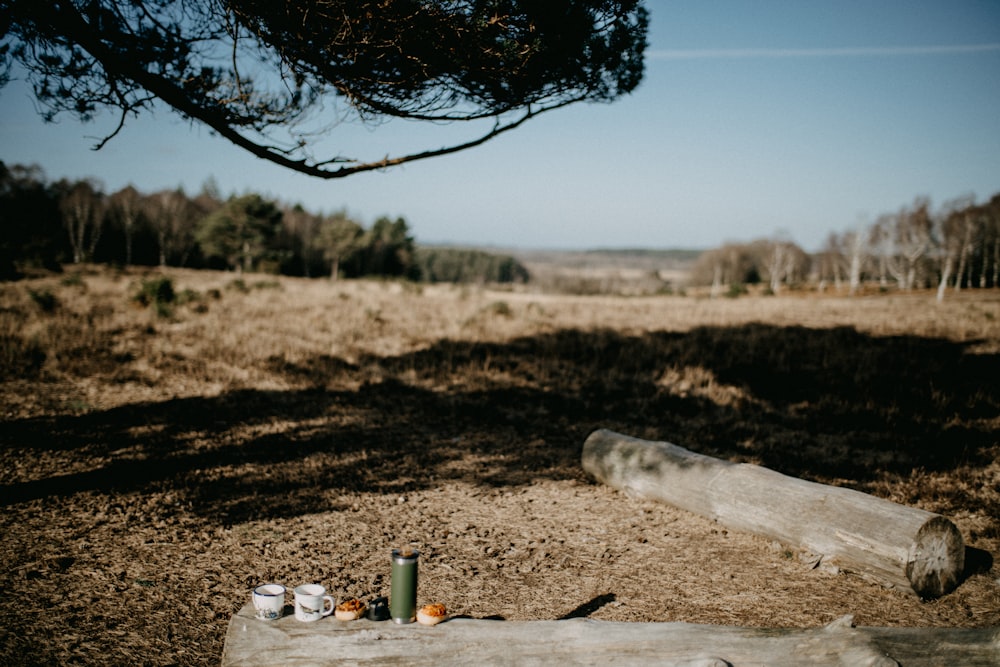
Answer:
[390, 548, 418, 624]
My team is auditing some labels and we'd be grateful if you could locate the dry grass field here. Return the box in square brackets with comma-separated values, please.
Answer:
[2, 265, 998, 666]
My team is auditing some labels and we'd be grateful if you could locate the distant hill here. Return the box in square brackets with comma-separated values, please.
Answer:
[507, 247, 702, 295]
[416, 245, 703, 294]
[510, 248, 702, 272]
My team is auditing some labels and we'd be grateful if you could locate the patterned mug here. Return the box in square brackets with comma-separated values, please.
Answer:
[252, 583, 286, 621]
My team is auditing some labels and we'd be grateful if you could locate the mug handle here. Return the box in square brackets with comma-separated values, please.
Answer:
[322, 595, 335, 617]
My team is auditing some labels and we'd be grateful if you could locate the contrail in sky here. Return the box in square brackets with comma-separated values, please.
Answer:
[647, 43, 1000, 59]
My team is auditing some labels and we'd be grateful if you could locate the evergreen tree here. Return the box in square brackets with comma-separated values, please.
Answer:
[195, 194, 282, 273]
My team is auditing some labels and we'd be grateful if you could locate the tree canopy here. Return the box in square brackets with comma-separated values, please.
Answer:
[196, 193, 282, 272]
[1, 1, 648, 178]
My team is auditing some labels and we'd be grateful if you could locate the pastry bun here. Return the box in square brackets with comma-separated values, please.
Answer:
[334, 598, 366, 621]
[416, 603, 447, 626]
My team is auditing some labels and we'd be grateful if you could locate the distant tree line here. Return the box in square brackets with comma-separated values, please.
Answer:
[0, 161, 528, 285]
[690, 191, 1000, 299]
[415, 247, 530, 284]
[689, 237, 811, 297]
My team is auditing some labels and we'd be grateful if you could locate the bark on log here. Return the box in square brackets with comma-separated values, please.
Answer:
[581, 429, 965, 599]
[221, 605, 1000, 666]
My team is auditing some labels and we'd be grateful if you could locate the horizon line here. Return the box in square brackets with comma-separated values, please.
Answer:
[647, 43, 1000, 60]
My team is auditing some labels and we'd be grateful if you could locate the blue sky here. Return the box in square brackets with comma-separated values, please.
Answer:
[2, 1, 999, 251]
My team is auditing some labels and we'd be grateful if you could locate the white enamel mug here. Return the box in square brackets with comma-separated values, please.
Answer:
[293, 584, 335, 622]
[252, 583, 286, 620]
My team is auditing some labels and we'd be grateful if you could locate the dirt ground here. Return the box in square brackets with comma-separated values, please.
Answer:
[1, 268, 998, 666]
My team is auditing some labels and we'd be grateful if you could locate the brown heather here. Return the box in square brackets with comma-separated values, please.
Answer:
[1, 265, 998, 666]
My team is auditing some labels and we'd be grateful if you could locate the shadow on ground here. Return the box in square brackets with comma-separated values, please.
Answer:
[3, 324, 998, 525]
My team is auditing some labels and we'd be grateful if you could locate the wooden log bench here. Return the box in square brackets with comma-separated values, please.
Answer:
[582, 429, 966, 599]
[221, 604, 999, 666]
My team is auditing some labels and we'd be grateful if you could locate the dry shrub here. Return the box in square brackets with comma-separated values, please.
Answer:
[0, 313, 46, 379]
[131, 276, 176, 317]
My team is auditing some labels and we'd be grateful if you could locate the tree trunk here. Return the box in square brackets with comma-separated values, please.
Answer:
[124, 227, 133, 266]
[581, 430, 965, 599]
[222, 607, 999, 667]
[937, 253, 954, 302]
[956, 246, 969, 293]
[994, 236, 1000, 288]
[980, 243, 988, 289]
[848, 253, 861, 296]
[158, 230, 167, 267]
[710, 264, 722, 298]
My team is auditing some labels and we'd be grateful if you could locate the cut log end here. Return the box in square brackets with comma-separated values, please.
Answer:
[906, 516, 965, 599]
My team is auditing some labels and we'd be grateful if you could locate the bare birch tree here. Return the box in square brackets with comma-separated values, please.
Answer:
[755, 236, 807, 295]
[58, 179, 105, 264]
[869, 214, 894, 289]
[986, 194, 1000, 288]
[935, 195, 977, 301]
[109, 185, 142, 266]
[689, 244, 756, 297]
[816, 233, 845, 293]
[843, 228, 869, 296]
[952, 197, 979, 293]
[146, 188, 196, 267]
[978, 206, 997, 289]
[892, 198, 934, 290]
[937, 208, 963, 302]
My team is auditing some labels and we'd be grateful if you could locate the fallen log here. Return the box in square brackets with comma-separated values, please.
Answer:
[582, 429, 965, 599]
[221, 605, 1000, 666]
